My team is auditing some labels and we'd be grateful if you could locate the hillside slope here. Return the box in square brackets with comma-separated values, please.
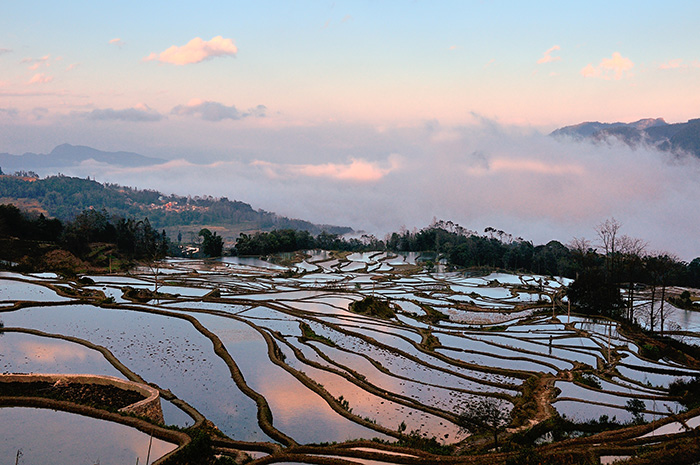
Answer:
[0, 174, 352, 243]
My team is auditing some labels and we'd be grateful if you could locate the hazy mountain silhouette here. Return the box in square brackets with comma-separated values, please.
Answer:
[0, 143, 165, 173]
[551, 118, 700, 158]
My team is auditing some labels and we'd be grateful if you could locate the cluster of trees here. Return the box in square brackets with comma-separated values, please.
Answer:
[387, 221, 575, 277]
[234, 229, 382, 255]
[198, 228, 224, 257]
[0, 203, 231, 264]
[0, 204, 62, 241]
[234, 220, 576, 278]
[0, 168, 39, 178]
[566, 219, 700, 333]
[0, 204, 169, 262]
[234, 219, 700, 332]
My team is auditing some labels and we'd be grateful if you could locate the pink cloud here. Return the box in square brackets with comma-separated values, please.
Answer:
[252, 155, 402, 182]
[144, 36, 237, 65]
[537, 45, 561, 64]
[27, 73, 53, 85]
[580, 52, 633, 80]
[23, 54, 51, 71]
[490, 158, 584, 175]
[109, 38, 124, 48]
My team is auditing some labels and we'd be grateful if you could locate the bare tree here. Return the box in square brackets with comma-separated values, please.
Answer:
[643, 252, 678, 334]
[597, 218, 622, 282]
[569, 236, 592, 257]
[618, 235, 647, 321]
[457, 397, 511, 448]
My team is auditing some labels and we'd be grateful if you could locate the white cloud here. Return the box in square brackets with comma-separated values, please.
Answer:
[144, 36, 237, 65]
[171, 99, 266, 121]
[252, 154, 402, 182]
[81, 104, 163, 122]
[581, 52, 634, 80]
[537, 45, 561, 64]
[27, 73, 53, 85]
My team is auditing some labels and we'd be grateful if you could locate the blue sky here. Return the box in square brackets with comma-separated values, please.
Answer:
[3, 0, 700, 133]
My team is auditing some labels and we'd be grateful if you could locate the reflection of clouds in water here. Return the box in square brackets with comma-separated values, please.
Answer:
[0, 407, 176, 464]
[17, 340, 89, 362]
[0, 332, 124, 376]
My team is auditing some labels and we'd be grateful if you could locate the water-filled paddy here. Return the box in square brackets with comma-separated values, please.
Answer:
[0, 407, 176, 464]
[2, 259, 699, 451]
[0, 331, 124, 377]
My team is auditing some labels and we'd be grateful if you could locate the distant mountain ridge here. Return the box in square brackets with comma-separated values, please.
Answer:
[551, 118, 700, 158]
[0, 143, 165, 173]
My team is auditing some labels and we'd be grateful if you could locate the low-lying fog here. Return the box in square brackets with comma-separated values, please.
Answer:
[11, 119, 700, 260]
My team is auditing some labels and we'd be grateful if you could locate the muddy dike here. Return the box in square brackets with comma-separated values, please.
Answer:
[0, 380, 145, 411]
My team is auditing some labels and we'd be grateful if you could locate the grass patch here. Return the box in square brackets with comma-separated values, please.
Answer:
[299, 322, 336, 347]
[349, 296, 396, 319]
[574, 372, 602, 389]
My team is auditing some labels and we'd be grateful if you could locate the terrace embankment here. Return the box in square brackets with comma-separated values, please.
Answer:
[0, 373, 164, 423]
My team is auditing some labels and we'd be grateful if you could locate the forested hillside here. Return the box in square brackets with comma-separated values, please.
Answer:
[0, 174, 352, 242]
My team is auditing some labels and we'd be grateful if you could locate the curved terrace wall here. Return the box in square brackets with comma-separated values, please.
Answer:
[0, 373, 164, 424]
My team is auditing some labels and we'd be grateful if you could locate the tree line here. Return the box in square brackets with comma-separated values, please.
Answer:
[0, 204, 169, 263]
[233, 219, 700, 309]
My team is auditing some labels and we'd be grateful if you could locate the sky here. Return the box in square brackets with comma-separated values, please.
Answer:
[2, 1, 700, 258]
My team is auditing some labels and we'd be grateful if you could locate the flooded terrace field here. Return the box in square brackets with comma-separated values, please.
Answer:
[2, 251, 700, 462]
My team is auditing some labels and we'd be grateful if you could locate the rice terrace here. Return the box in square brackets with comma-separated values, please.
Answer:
[3, 248, 700, 464]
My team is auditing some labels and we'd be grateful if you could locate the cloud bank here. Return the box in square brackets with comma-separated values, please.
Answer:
[51, 120, 700, 260]
[251, 154, 401, 182]
[144, 36, 237, 65]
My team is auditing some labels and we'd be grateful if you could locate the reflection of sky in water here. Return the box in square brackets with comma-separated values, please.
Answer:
[194, 313, 384, 443]
[436, 348, 561, 374]
[4, 263, 700, 447]
[554, 400, 636, 423]
[220, 256, 287, 270]
[1, 304, 267, 442]
[0, 280, 71, 302]
[553, 400, 668, 424]
[0, 331, 124, 377]
[281, 342, 464, 443]
[641, 414, 700, 437]
[555, 381, 681, 412]
[0, 407, 176, 465]
[161, 398, 195, 427]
